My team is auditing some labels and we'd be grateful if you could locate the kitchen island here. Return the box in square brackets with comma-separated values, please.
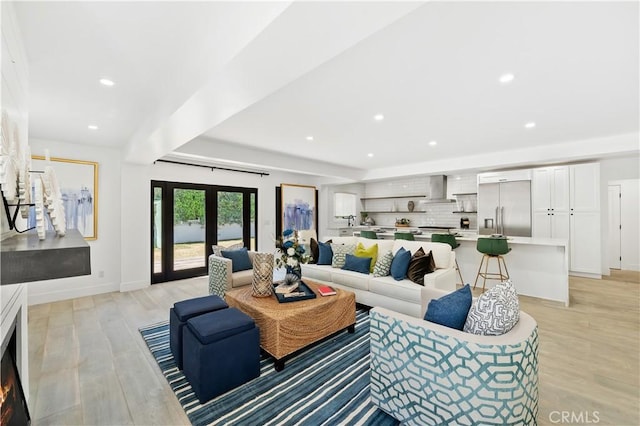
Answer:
[352, 229, 569, 306]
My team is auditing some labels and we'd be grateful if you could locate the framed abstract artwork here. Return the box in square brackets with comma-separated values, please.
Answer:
[279, 183, 316, 233]
[31, 155, 98, 240]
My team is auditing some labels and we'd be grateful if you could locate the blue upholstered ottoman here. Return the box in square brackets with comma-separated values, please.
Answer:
[183, 308, 260, 403]
[169, 295, 228, 370]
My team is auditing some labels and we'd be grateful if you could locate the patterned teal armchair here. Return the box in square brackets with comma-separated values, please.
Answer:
[208, 252, 256, 298]
[370, 300, 539, 425]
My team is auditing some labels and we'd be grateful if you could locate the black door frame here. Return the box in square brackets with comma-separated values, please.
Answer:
[151, 180, 258, 284]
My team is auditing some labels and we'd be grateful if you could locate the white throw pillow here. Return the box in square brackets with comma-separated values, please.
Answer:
[463, 281, 520, 335]
[212, 243, 243, 257]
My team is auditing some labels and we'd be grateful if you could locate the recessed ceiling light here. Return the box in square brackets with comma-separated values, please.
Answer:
[306, 136, 314, 141]
[524, 122, 536, 129]
[499, 73, 515, 84]
[374, 114, 384, 121]
[88, 125, 98, 130]
[367, 153, 374, 158]
[428, 140, 437, 146]
[99, 78, 115, 86]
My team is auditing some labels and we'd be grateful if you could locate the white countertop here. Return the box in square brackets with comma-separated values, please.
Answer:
[352, 230, 567, 247]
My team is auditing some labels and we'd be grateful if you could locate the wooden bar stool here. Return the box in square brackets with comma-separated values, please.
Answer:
[474, 237, 511, 292]
[394, 232, 415, 241]
[431, 233, 464, 285]
[360, 230, 378, 239]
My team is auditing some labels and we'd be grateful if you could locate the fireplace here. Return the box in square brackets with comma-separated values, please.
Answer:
[1, 319, 30, 425]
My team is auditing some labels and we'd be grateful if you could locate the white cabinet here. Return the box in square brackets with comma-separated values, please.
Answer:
[569, 163, 601, 275]
[532, 166, 570, 239]
[570, 164, 600, 211]
[532, 162, 601, 275]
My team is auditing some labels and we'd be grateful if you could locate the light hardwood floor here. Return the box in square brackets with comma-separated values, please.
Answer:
[28, 274, 639, 425]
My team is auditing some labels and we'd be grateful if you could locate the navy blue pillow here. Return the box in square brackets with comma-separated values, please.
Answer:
[424, 284, 473, 330]
[342, 254, 371, 274]
[221, 247, 252, 272]
[390, 247, 411, 281]
[317, 241, 333, 265]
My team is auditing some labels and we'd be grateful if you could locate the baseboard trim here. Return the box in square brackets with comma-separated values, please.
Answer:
[569, 271, 602, 279]
[28, 281, 119, 306]
[120, 280, 149, 292]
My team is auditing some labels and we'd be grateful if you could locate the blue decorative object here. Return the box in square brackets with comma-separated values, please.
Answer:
[424, 284, 472, 330]
[275, 229, 310, 272]
[317, 241, 333, 265]
[390, 247, 411, 280]
[221, 247, 252, 272]
[342, 254, 372, 274]
[286, 264, 302, 279]
[183, 308, 260, 403]
[169, 295, 228, 370]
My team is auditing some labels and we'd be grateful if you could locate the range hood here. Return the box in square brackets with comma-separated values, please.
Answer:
[423, 175, 454, 203]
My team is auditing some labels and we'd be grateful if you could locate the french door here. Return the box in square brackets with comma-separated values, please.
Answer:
[151, 181, 257, 283]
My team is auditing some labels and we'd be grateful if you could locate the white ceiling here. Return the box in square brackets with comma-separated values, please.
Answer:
[11, 1, 640, 180]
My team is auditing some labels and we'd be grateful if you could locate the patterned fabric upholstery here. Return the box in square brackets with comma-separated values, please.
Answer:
[331, 243, 356, 268]
[208, 255, 229, 298]
[373, 250, 393, 277]
[370, 306, 539, 425]
[464, 280, 520, 335]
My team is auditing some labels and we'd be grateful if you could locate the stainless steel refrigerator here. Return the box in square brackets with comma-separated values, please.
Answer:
[478, 180, 532, 237]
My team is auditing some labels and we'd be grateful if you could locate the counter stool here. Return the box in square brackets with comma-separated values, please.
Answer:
[183, 308, 260, 403]
[474, 237, 511, 292]
[170, 295, 228, 370]
[394, 232, 415, 241]
[431, 233, 464, 285]
[360, 230, 378, 239]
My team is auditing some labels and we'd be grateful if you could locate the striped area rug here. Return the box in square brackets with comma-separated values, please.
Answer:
[139, 309, 397, 426]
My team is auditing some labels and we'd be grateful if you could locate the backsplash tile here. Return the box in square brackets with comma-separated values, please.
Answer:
[362, 175, 477, 230]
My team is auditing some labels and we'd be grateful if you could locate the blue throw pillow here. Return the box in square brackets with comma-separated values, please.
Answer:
[221, 247, 252, 272]
[390, 247, 411, 281]
[317, 241, 333, 265]
[424, 284, 473, 330]
[342, 254, 371, 274]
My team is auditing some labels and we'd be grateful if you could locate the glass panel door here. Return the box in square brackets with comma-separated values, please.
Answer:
[152, 181, 257, 284]
[152, 186, 163, 274]
[217, 191, 243, 249]
[250, 192, 256, 251]
[173, 188, 206, 270]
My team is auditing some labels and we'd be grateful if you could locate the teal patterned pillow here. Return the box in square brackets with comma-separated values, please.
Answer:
[373, 250, 394, 277]
[331, 244, 356, 268]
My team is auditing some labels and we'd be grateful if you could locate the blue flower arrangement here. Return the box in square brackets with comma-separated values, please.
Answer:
[275, 229, 310, 275]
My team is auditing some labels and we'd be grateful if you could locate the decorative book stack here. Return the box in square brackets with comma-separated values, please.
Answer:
[275, 282, 299, 294]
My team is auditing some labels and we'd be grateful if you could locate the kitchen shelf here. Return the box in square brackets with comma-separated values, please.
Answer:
[452, 211, 477, 213]
[452, 192, 477, 196]
[360, 194, 425, 200]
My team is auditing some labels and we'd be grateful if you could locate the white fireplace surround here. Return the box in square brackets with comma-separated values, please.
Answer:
[1, 283, 29, 403]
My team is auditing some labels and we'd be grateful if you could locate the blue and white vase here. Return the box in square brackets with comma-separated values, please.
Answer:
[286, 264, 302, 280]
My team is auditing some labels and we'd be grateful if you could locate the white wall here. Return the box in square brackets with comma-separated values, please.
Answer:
[600, 155, 640, 274]
[28, 139, 122, 304]
[1, 1, 29, 239]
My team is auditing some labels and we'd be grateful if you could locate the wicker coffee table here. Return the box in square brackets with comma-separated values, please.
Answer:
[225, 280, 356, 371]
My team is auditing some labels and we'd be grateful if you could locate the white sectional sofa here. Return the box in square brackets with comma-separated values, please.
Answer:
[301, 236, 457, 318]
